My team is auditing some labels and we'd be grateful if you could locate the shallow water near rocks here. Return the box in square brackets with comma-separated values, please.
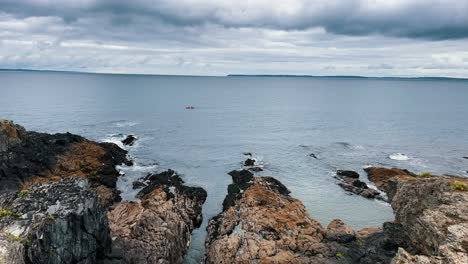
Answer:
[1, 71, 468, 262]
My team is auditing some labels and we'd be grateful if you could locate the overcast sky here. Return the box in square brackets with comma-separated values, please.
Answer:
[1, 0, 467, 77]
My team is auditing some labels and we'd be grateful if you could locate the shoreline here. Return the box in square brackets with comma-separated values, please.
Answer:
[1, 120, 467, 263]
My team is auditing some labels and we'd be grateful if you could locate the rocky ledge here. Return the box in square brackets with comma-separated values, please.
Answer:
[1, 120, 208, 264]
[206, 167, 468, 263]
[0, 178, 110, 264]
[105, 170, 207, 264]
[0, 120, 130, 207]
[365, 167, 468, 263]
[205, 169, 399, 263]
[335, 170, 383, 200]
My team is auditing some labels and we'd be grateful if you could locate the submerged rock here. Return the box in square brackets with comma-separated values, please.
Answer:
[121, 135, 137, 146]
[0, 178, 110, 264]
[309, 153, 318, 159]
[106, 170, 207, 264]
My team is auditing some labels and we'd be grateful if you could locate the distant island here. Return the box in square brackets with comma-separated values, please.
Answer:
[1, 68, 467, 81]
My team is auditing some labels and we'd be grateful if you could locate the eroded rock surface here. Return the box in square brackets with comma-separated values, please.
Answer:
[0, 178, 110, 264]
[205, 170, 398, 264]
[335, 170, 382, 200]
[0, 120, 129, 206]
[106, 170, 207, 264]
[365, 167, 468, 264]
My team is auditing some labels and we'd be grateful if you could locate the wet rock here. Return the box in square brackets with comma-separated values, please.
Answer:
[121, 135, 137, 146]
[335, 170, 382, 200]
[243, 152, 252, 156]
[0, 120, 128, 205]
[244, 158, 255, 166]
[106, 170, 207, 264]
[206, 173, 347, 263]
[0, 178, 110, 264]
[309, 153, 318, 159]
[132, 180, 146, 189]
[463, 156, 468, 159]
[337, 170, 360, 178]
[326, 219, 356, 243]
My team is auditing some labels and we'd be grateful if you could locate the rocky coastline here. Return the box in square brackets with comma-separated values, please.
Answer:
[1, 120, 467, 263]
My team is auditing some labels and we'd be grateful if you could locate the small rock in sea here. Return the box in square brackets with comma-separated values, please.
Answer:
[337, 170, 360, 178]
[122, 135, 137, 146]
[463, 156, 468, 159]
[309, 153, 318, 159]
[244, 158, 255, 166]
[243, 152, 252, 156]
[132, 180, 146, 189]
[249, 167, 263, 172]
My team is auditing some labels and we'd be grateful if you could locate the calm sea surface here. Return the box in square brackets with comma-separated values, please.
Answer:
[1, 71, 468, 262]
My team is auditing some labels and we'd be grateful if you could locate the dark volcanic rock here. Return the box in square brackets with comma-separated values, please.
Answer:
[106, 170, 207, 264]
[337, 170, 360, 178]
[335, 170, 382, 200]
[223, 170, 254, 210]
[463, 156, 468, 159]
[0, 120, 129, 206]
[121, 135, 137, 146]
[0, 178, 110, 264]
[132, 180, 146, 189]
[244, 158, 255, 166]
[309, 153, 318, 159]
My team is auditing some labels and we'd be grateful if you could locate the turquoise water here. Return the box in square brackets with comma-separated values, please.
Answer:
[1, 71, 468, 262]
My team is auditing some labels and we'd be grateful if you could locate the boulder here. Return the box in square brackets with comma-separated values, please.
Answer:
[121, 135, 137, 146]
[0, 120, 25, 152]
[244, 158, 255, 166]
[0, 178, 110, 264]
[106, 170, 207, 264]
[326, 219, 356, 243]
[336, 170, 360, 179]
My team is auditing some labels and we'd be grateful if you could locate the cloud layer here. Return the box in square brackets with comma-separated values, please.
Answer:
[1, 0, 468, 76]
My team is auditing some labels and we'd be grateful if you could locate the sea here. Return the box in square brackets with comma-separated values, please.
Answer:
[1, 71, 467, 262]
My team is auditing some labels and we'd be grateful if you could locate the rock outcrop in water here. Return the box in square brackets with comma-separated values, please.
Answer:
[1, 120, 208, 264]
[0, 120, 129, 207]
[205, 169, 399, 263]
[207, 167, 468, 263]
[365, 167, 468, 264]
[335, 170, 382, 200]
[106, 170, 207, 264]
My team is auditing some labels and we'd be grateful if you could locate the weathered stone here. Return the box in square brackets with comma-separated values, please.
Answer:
[337, 170, 360, 179]
[0, 178, 110, 264]
[0, 120, 128, 206]
[326, 219, 356, 243]
[106, 170, 207, 264]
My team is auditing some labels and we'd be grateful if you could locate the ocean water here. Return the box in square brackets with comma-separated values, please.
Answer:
[1, 71, 468, 262]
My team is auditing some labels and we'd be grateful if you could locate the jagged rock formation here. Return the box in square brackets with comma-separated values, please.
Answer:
[365, 167, 468, 264]
[0, 178, 110, 264]
[106, 170, 207, 264]
[205, 170, 398, 264]
[0, 120, 129, 207]
[335, 170, 382, 200]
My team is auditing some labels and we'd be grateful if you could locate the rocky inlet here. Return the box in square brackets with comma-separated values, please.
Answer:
[1, 120, 468, 263]
[0, 120, 208, 264]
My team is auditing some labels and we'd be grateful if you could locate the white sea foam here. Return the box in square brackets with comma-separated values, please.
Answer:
[116, 162, 159, 201]
[389, 153, 410, 161]
[111, 120, 139, 128]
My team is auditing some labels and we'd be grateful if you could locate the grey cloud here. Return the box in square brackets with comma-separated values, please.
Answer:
[1, 0, 468, 40]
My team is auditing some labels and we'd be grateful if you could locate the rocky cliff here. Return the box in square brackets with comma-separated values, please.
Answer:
[0, 120, 208, 264]
[205, 169, 399, 263]
[105, 170, 207, 264]
[365, 167, 468, 264]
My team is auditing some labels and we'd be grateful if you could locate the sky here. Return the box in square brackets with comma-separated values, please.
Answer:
[0, 0, 467, 77]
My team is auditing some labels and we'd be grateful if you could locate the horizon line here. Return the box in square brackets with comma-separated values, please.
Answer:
[1, 68, 467, 81]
